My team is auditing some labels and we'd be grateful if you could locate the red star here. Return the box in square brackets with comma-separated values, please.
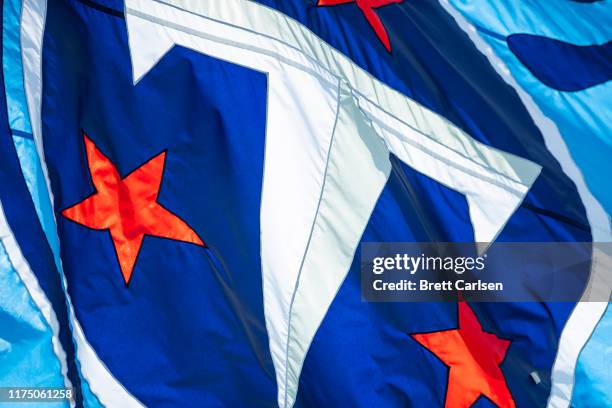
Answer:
[62, 133, 205, 285]
[317, 0, 403, 52]
[411, 302, 515, 408]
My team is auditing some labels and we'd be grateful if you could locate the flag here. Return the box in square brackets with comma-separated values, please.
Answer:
[0, 0, 609, 407]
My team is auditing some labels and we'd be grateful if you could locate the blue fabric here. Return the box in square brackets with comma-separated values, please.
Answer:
[28, 0, 593, 406]
[572, 300, 612, 406]
[2, 0, 31, 133]
[248, 4, 589, 406]
[297, 162, 582, 407]
[449, 0, 612, 224]
[11, 136, 62, 261]
[2, 0, 105, 405]
[0, 0, 603, 406]
[2, 0, 57, 255]
[507, 35, 611, 92]
[41, 1, 275, 406]
[447, 1, 612, 405]
[3, 0, 62, 268]
[0, 242, 68, 408]
[255, 0, 590, 231]
[0, 1, 83, 403]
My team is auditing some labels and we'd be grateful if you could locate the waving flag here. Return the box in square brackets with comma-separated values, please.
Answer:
[0, 0, 609, 407]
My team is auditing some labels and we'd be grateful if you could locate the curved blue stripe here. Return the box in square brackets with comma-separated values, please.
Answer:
[2, 0, 31, 133]
[0, 4, 84, 403]
[3, 0, 62, 275]
[507, 34, 612, 91]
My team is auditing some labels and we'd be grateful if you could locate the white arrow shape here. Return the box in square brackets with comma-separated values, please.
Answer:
[125, 1, 541, 406]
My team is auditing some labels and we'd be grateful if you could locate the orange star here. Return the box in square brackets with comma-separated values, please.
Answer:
[411, 302, 515, 408]
[317, 0, 403, 52]
[62, 133, 205, 285]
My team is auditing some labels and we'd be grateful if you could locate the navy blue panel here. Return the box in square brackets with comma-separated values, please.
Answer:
[76, 0, 123, 17]
[9, 128, 33, 139]
[508, 34, 612, 91]
[42, 0, 275, 405]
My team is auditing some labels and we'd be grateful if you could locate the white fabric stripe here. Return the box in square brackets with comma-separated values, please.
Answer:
[0, 200, 71, 395]
[20, 0, 144, 405]
[125, 1, 541, 406]
[438, 1, 612, 407]
[155, 0, 539, 187]
[135, 0, 542, 245]
[284, 84, 391, 406]
[20, 0, 49, 198]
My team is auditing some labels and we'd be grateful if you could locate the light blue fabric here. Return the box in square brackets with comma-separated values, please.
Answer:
[3, 0, 31, 134]
[3, 0, 58, 252]
[449, 0, 612, 223]
[3, 1, 103, 406]
[448, 1, 612, 405]
[0, 1, 68, 400]
[0, 241, 68, 408]
[572, 300, 612, 406]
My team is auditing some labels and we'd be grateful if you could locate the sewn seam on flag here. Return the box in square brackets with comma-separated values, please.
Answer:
[282, 80, 342, 408]
[127, 5, 533, 203]
[356, 102, 526, 196]
[126, 7, 352, 403]
[125, 0, 541, 272]
[128, 10, 339, 90]
[283, 84, 392, 405]
[146, 2, 533, 189]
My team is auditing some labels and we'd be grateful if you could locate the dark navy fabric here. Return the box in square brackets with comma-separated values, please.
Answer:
[0, 1, 83, 404]
[508, 34, 612, 91]
[42, 0, 275, 406]
[27, 0, 594, 407]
